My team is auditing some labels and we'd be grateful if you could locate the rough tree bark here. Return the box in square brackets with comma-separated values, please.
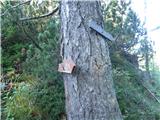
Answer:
[60, 1, 123, 120]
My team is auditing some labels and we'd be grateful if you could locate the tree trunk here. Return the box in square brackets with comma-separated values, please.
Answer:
[60, 1, 123, 120]
[145, 49, 149, 72]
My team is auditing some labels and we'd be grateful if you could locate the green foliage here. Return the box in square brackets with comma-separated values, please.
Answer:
[122, 8, 142, 49]
[104, 0, 149, 54]
[112, 54, 160, 120]
[29, 79, 64, 120]
[1, 1, 27, 73]
[3, 82, 35, 120]
[2, 72, 64, 120]
[2, 43, 26, 73]
[2, 19, 65, 120]
[104, 3, 158, 118]
[22, 19, 65, 120]
[1, 1, 64, 118]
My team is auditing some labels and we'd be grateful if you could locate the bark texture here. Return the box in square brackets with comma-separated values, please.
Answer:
[60, 1, 123, 120]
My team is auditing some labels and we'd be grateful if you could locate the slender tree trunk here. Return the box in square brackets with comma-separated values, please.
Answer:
[145, 49, 149, 72]
[60, 1, 122, 120]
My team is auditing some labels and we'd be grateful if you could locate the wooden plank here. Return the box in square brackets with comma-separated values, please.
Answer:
[58, 59, 75, 73]
[88, 20, 114, 41]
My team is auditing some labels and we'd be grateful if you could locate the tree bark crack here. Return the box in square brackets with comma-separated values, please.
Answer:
[77, 2, 92, 58]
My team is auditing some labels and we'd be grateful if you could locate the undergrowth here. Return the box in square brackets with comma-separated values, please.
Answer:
[112, 52, 160, 120]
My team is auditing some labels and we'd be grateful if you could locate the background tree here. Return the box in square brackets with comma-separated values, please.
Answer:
[138, 35, 154, 73]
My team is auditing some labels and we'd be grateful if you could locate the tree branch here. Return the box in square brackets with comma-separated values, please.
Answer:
[1, 0, 31, 17]
[16, 21, 43, 51]
[22, 27, 43, 51]
[151, 26, 160, 32]
[141, 82, 160, 104]
[19, 6, 59, 21]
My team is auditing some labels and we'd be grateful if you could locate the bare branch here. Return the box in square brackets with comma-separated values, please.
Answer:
[0, 0, 31, 17]
[19, 6, 59, 21]
[150, 26, 160, 32]
[141, 82, 160, 104]
[18, 23, 43, 51]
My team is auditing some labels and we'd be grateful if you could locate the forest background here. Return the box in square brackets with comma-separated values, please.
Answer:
[1, 0, 160, 120]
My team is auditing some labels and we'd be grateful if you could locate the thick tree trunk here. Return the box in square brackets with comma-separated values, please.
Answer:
[60, 1, 122, 120]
